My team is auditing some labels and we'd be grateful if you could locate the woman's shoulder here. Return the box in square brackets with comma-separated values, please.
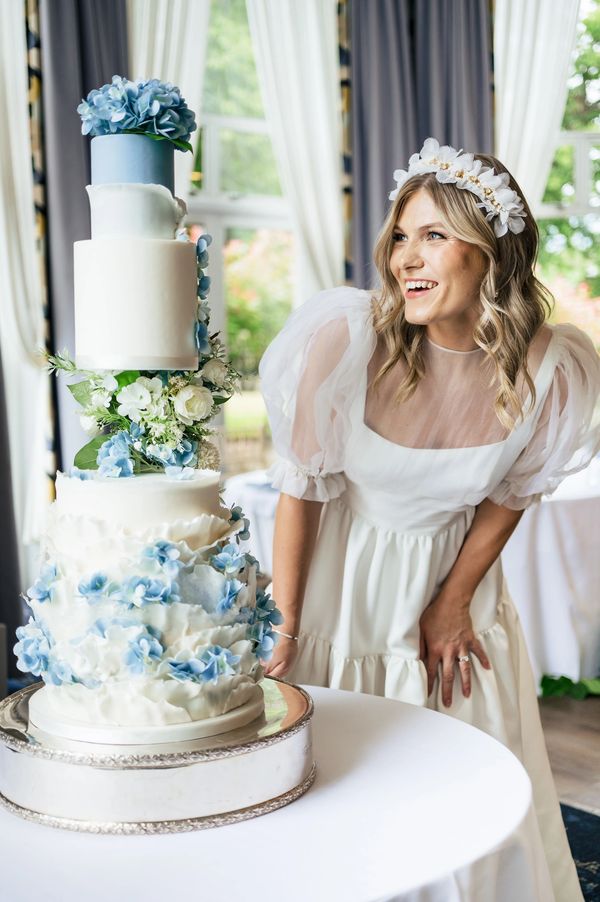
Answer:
[290, 285, 375, 333]
[528, 321, 598, 374]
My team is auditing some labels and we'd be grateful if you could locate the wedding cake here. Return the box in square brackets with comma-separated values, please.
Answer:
[15, 77, 282, 744]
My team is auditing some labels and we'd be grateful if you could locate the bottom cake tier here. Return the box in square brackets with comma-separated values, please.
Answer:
[0, 679, 315, 833]
[28, 682, 265, 743]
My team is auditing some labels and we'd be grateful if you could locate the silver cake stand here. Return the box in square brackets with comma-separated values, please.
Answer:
[0, 678, 315, 834]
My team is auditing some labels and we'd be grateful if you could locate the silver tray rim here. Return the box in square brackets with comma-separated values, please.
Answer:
[0, 679, 314, 768]
[0, 763, 317, 834]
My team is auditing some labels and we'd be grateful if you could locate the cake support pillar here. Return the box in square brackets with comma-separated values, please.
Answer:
[0, 679, 315, 834]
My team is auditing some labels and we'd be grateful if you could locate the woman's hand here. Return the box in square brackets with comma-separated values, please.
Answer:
[262, 636, 299, 679]
[419, 593, 491, 708]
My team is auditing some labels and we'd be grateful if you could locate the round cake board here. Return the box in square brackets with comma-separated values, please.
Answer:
[0, 678, 315, 833]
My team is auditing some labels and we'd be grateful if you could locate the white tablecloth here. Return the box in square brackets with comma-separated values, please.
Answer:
[502, 460, 600, 684]
[0, 687, 553, 902]
[226, 464, 600, 684]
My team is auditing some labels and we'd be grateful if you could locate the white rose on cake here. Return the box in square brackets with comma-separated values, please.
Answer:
[172, 385, 213, 425]
[200, 358, 228, 388]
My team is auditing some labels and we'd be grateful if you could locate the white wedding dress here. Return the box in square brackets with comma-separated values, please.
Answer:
[260, 286, 600, 902]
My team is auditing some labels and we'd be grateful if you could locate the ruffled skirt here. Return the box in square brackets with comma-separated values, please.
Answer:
[287, 497, 582, 902]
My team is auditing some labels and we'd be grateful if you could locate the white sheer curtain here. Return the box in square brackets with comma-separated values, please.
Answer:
[0, 4, 49, 580]
[494, 0, 581, 210]
[246, 0, 344, 305]
[126, 0, 211, 198]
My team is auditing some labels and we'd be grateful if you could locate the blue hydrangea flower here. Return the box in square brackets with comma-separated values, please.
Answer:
[254, 589, 285, 627]
[118, 575, 179, 608]
[78, 572, 110, 603]
[77, 76, 196, 148]
[195, 321, 211, 354]
[124, 628, 164, 674]
[248, 620, 277, 661]
[211, 544, 246, 576]
[142, 540, 182, 579]
[148, 439, 198, 471]
[197, 299, 211, 324]
[216, 579, 243, 614]
[229, 505, 250, 541]
[166, 646, 241, 684]
[14, 620, 51, 676]
[44, 656, 75, 686]
[26, 562, 57, 604]
[197, 274, 211, 299]
[97, 431, 134, 478]
[70, 466, 94, 480]
[235, 606, 254, 625]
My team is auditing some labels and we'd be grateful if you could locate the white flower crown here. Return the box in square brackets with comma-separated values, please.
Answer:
[389, 137, 526, 238]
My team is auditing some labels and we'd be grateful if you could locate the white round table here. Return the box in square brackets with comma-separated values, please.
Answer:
[0, 687, 553, 902]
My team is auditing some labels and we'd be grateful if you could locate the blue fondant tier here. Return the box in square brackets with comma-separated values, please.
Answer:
[91, 134, 174, 194]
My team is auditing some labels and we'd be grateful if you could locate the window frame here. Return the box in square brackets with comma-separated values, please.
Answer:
[535, 129, 600, 219]
[186, 112, 293, 340]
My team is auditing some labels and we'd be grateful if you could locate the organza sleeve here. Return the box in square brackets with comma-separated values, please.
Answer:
[259, 286, 375, 501]
[488, 324, 600, 510]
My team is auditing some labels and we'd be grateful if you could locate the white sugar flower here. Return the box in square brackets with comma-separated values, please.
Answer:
[137, 376, 164, 399]
[116, 381, 152, 422]
[201, 358, 229, 388]
[90, 388, 112, 409]
[80, 414, 101, 436]
[172, 385, 213, 425]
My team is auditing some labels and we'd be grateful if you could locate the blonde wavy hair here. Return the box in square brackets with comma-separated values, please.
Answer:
[371, 154, 554, 430]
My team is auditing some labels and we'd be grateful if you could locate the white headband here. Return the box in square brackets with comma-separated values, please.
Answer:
[389, 137, 526, 238]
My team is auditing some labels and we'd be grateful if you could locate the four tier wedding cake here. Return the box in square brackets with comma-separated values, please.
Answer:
[15, 77, 282, 744]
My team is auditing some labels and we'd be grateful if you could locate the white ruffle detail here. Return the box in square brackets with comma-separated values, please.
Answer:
[268, 457, 346, 503]
[289, 598, 542, 755]
[41, 671, 262, 726]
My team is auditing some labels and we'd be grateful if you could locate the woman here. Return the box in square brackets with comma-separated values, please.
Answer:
[259, 138, 600, 901]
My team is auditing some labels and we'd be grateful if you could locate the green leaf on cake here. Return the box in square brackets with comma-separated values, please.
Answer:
[115, 371, 141, 389]
[73, 436, 106, 470]
[67, 380, 93, 407]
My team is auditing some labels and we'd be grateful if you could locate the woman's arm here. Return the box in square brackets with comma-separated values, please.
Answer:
[263, 492, 323, 678]
[419, 498, 524, 707]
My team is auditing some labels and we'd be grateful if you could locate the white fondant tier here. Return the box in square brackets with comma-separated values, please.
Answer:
[87, 184, 186, 239]
[29, 682, 265, 743]
[55, 470, 226, 529]
[74, 238, 198, 370]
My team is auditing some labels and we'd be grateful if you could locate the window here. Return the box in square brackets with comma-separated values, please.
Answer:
[187, 0, 295, 476]
[536, 0, 600, 345]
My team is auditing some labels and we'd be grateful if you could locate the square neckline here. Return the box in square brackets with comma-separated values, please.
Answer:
[360, 326, 558, 453]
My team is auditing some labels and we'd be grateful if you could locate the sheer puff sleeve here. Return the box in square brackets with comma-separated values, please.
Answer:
[259, 286, 375, 501]
[488, 323, 600, 510]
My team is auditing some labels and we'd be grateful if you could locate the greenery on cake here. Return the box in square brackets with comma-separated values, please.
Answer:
[77, 76, 197, 152]
[49, 233, 240, 478]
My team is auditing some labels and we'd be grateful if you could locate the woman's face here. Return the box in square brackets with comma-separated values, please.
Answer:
[389, 189, 487, 340]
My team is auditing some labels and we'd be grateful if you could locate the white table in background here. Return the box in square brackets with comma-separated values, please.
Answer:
[0, 687, 553, 902]
[502, 459, 600, 685]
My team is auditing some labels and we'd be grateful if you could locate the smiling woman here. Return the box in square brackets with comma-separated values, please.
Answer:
[259, 137, 600, 900]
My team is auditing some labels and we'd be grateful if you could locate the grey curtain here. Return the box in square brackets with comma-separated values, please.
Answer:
[0, 349, 22, 681]
[40, 0, 129, 467]
[350, 0, 494, 289]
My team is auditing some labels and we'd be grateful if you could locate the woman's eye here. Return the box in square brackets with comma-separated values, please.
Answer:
[428, 231, 445, 240]
[392, 233, 406, 243]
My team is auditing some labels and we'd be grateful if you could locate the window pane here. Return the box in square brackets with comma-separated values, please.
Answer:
[542, 145, 575, 207]
[537, 217, 600, 347]
[220, 130, 282, 195]
[222, 227, 294, 475]
[203, 0, 264, 118]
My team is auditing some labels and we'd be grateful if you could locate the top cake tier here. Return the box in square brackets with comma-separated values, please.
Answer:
[91, 134, 175, 194]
